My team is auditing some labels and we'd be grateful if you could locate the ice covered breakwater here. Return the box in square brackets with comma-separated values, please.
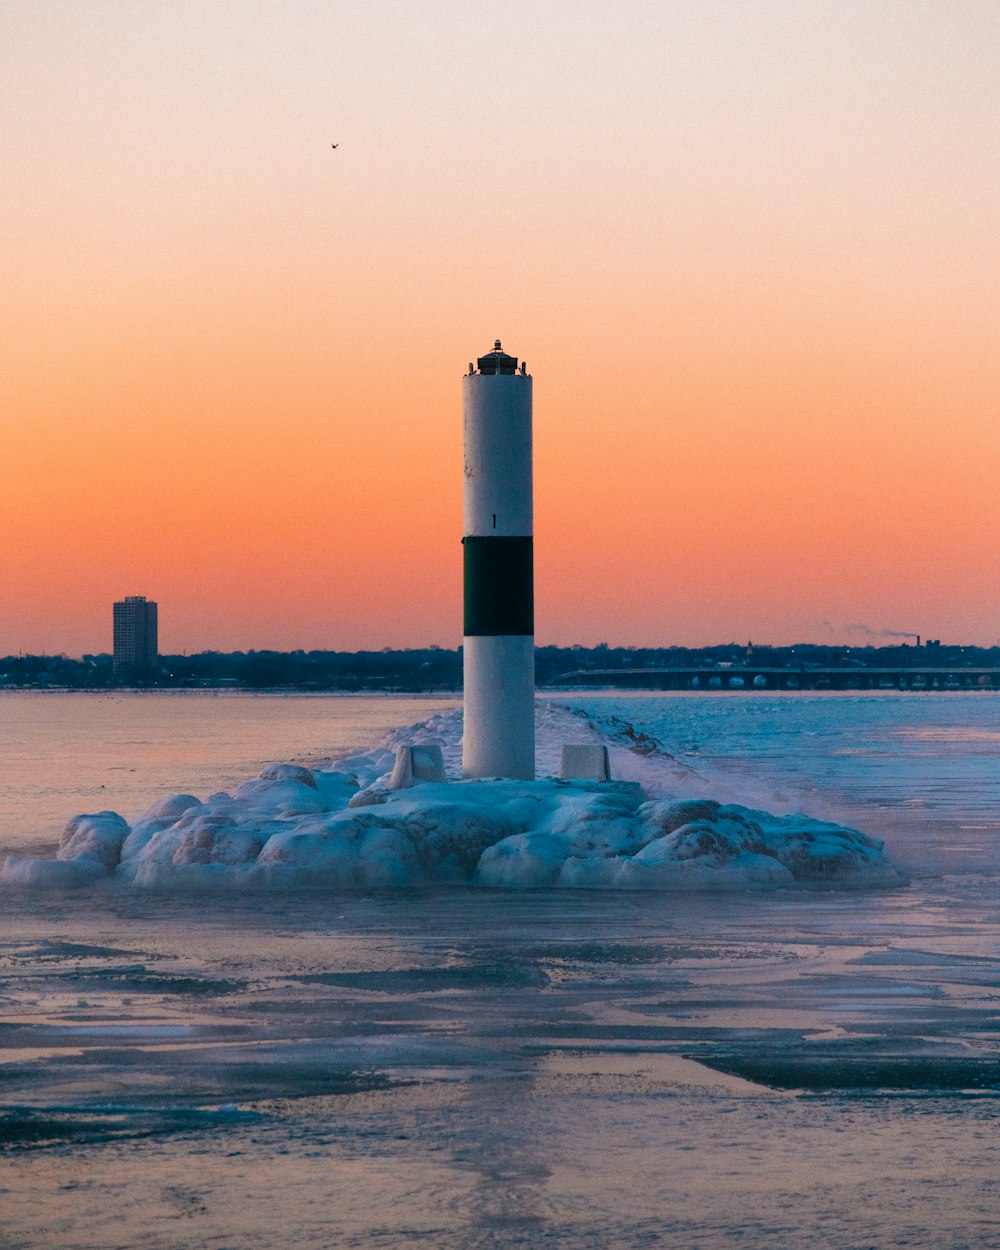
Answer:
[1, 705, 900, 891]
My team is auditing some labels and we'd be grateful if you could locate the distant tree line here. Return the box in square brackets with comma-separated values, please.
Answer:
[2, 641, 999, 691]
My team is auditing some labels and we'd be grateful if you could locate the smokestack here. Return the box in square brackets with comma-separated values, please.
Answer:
[461, 341, 534, 779]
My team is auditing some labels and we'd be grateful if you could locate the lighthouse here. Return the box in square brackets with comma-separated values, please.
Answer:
[462, 341, 535, 780]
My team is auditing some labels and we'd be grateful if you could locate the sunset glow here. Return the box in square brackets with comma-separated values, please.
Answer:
[3, 1, 999, 654]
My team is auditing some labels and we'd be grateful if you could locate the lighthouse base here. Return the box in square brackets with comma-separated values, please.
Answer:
[462, 635, 535, 780]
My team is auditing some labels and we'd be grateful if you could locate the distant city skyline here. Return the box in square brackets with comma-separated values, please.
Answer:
[4, 3, 999, 655]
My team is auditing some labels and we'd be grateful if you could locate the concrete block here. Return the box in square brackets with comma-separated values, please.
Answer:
[559, 744, 611, 782]
[388, 744, 447, 789]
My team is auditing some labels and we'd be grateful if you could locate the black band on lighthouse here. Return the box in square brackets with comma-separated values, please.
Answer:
[463, 536, 534, 636]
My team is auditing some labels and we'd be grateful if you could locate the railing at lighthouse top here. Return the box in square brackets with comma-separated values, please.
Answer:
[470, 340, 528, 376]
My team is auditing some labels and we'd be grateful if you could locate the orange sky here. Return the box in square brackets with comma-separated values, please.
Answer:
[3, 1, 999, 654]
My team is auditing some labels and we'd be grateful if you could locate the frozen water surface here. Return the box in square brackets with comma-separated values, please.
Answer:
[0, 692, 998, 1247]
[1, 887, 998, 1249]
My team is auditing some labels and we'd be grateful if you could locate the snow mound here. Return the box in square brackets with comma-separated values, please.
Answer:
[0, 703, 902, 892]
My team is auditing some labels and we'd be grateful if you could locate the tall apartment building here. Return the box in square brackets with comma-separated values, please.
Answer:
[113, 595, 158, 672]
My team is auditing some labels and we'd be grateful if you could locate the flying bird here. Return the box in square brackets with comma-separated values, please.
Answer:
[331, 143, 339, 149]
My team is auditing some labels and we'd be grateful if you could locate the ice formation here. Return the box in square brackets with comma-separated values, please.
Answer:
[1, 704, 900, 891]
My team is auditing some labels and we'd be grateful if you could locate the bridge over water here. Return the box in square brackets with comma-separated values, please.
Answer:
[558, 667, 1000, 692]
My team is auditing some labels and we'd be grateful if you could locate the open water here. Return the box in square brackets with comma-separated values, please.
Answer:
[0, 691, 998, 1249]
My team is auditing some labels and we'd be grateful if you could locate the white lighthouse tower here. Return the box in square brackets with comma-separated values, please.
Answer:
[462, 341, 535, 780]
